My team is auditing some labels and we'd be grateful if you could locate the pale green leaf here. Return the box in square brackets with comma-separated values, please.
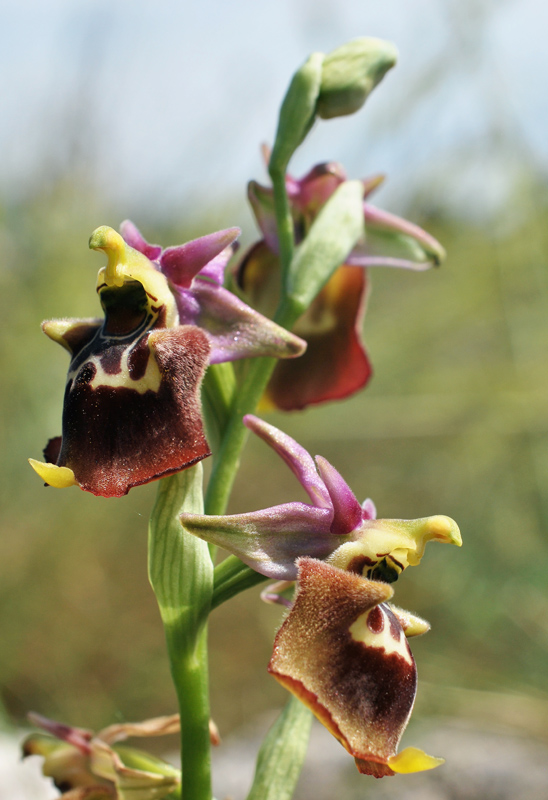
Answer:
[287, 180, 365, 313]
[246, 697, 312, 800]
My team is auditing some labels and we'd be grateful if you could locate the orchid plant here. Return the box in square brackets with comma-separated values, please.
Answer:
[24, 38, 461, 800]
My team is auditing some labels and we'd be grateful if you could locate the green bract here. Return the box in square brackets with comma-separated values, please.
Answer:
[287, 180, 365, 313]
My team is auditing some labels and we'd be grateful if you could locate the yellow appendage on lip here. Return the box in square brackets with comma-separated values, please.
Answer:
[89, 226, 127, 287]
[89, 225, 178, 328]
[387, 746, 445, 774]
[28, 459, 77, 489]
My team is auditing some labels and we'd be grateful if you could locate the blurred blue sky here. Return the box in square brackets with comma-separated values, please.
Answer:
[1, 0, 546, 220]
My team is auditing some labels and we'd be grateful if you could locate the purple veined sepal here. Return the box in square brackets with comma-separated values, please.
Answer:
[268, 558, 444, 778]
[180, 415, 461, 580]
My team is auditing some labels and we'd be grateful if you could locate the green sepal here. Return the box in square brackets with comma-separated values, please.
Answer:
[114, 745, 181, 780]
[246, 697, 313, 800]
[317, 37, 398, 119]
[286, 180, 365, 315]
[269, 52, 324, 174]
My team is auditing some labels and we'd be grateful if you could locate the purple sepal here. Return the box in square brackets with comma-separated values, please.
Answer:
[189, 284, 306, 364]
[181, 503, 334, 580]
[244, 415, 331, 508]
[119, 219, 163, 261]
[160, 228, 240, 288]
[362, 204, 446, 267]
[248, 182, 279, 253]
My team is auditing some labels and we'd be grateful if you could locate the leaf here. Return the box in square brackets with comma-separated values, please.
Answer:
[246, 697, 312, 800]
[287, 180, 365, 313]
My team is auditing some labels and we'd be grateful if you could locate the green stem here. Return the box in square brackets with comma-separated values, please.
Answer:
[212, 554, 268, 609]
[204, 300, 300, 518]
[269, 164, 295, 287]
[201, 361, 237, 457]
[169, 627, 211, 800]
[149, 468, 213, 800]
[205, 152, 299, 518]
[204, 355, 276, 515]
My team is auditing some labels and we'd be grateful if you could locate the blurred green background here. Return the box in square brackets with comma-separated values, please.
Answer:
[1, 0, 548, 783]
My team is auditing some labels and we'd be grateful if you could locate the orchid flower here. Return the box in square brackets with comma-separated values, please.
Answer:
[181, 414, 461, 581]
[269, 557, 443, 777]
[29, 225, 305, 497]
[22, 712, 189, 799]
[181, 415, 460, 777]
[236, 161, 446, 409]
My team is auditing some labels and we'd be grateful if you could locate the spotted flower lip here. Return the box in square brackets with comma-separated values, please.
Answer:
[23, 712, 184, 799]
[237, 160, 445, 410]
[180, 414, 461, 580]
[269, 558, 444, 778]
[29, 225, 305, 498]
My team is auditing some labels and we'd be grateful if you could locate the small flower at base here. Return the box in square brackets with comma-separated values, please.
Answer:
[23, 713, 186, 799]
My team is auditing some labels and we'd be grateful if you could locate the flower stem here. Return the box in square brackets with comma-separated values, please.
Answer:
[169, 627, 211, 800]
[149, 467, 213, 800]
[204, 356, 276, 515]
[269, 164, 295, 288]
[212, 554, 268, 609]
[205, 150, 300, 517]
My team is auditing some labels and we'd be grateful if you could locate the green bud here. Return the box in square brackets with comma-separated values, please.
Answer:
[269, 52, 324, 174]
[317, 37, 398, 119]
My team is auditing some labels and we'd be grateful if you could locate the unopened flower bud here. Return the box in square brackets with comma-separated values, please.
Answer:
[317, 37, 398, 119]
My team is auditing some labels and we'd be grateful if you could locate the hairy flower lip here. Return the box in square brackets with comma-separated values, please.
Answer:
[268, 558, 444, 778]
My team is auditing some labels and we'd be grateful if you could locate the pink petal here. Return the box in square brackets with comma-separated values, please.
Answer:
[160, 228, 240, 288]
[293, 161, 347, 215]
[244, 415, 332, 509]
[361, 498, 377, 520]
[315, 455, 363, 535]
[119, 220, 162, 261]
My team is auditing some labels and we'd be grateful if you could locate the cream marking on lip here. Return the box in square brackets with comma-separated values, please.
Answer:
[72, 348, 162, 395]
[349, 607, 412, 664]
